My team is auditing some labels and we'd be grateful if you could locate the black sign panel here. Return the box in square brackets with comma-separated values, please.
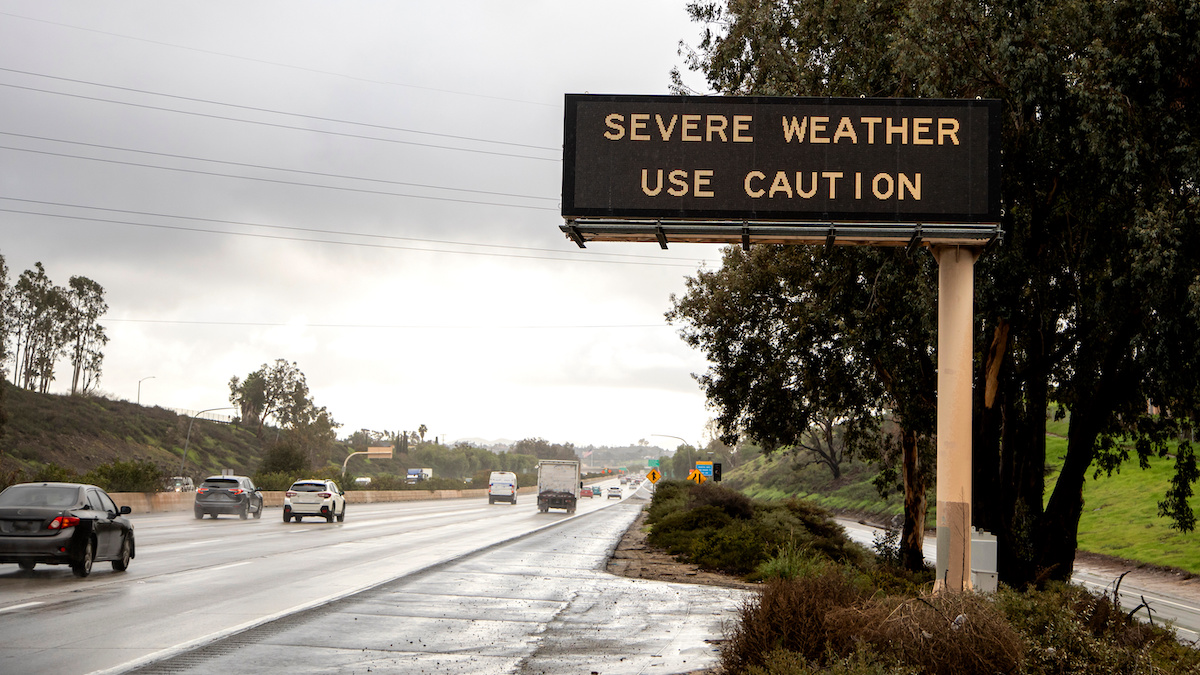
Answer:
[562, 94, 1000, 224]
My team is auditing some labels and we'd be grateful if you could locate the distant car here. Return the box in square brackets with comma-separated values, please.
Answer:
[284, 479, 346, 523]
[607, 486, 622, 499]
[194, 475, 264, 520]
[580, 487, 594, 498]
[165, 476, 194, 492]
[0, 482, 134, 577]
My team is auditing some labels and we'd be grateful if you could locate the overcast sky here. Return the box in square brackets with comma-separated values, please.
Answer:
[0, 1, 725, 449]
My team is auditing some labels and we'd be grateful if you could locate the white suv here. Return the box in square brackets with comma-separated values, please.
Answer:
[283, 479, 346, 523]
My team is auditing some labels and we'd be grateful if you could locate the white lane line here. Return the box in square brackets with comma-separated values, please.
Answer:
[0, 601, 44, 614]
[206, 561, 252, 572]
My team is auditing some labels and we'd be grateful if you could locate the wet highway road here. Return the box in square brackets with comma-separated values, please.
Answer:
[0, 480, 747, 674]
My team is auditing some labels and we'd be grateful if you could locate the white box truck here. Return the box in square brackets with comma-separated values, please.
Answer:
[488, 471, 518, 504]
[406, 468, 433, 484]
[536, 460, 580, 513]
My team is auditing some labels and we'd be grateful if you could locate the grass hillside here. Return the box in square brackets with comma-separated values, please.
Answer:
[725, 421, 1200, 574]
[0, 385, 266, 482]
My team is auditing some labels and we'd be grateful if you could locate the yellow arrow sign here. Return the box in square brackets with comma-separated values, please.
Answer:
[687, 468, 707, 484]
[646, 468, 661, 484]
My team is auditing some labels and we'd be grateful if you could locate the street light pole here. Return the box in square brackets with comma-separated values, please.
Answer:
[178, 406, 237, 476]
[137, 376, 156, 405]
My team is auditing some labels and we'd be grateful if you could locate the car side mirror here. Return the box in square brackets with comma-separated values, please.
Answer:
[119, 505, 132, 515]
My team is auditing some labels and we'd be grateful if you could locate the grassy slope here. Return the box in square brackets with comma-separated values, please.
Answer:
[1044, 418, 1200, 572]
[727, 420, 1200, 574]
[0, 385, 265, 481]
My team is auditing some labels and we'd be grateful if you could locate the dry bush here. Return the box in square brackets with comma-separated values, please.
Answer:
[825, 593, 1024, 675]
[721, 572, 865, 672]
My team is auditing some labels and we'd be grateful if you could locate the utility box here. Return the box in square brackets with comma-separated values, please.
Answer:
[971, 528, 998, 592]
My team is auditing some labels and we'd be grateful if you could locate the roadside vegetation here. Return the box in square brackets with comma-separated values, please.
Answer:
[646, 480, 1200, 674]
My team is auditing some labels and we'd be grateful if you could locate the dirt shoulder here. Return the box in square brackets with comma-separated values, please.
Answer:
[606, 508, 759, 591]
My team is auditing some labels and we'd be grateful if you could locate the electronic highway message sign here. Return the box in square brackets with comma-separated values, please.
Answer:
[561, 94, 1000, 230]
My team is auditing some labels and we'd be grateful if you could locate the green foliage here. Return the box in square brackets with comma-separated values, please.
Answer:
[251, 471, 295, 491]
[81, 459, 163, 492]
[646, 480, 871, 577]
[258, 441, 309, 475]
[26, 461, 76, 483]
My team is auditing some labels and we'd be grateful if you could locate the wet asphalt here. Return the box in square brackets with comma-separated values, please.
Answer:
[120, 498, 748, 674]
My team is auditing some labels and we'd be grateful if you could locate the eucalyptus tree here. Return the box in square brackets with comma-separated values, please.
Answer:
[677, 0, 1200, 586]
[229, 359, 340, 466]
[65, 276, 108, 395]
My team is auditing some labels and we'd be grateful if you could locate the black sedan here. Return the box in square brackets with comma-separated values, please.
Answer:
[194, 475, 264, 519]
[0, 482, 134, 577]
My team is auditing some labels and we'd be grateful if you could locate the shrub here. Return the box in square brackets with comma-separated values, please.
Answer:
[721, 573, 865, 670]
[258, 441, 308, 475]
[26, 462, 77, 483]
[82, 460, 163, 492]
[687, 481, 754, 519]
[252, 472, 295, 491]
[691, 519, 767, 575]
[750, 540, 829, 582]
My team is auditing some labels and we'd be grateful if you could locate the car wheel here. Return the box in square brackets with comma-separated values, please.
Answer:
[337, 504, 346, 523]
[72, 539, 94, 578]
[488, 497, 494, 504]
[194, 508, 204, 519]
[325, 508, 334, 523]
[210, 513, 219, 519]
[283, 512, 291, 523]
[254, 499, 263, 519]
[18, 561, 35, 571]
[294, 515, 302, 522]
[239, 502, 249, 520]
[112, 535, 132, 572]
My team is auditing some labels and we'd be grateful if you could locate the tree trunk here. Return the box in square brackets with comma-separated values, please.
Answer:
[900, 426, 927, 571]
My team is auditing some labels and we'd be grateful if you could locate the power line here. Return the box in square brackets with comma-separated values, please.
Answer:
[0, 66, 559, 151]
[0, 82, 559, 162]
[1, 131, 557, 203]
[103, 318, 669, 329]
[0, 196, 716, 264]
[0, 144, 559, 211]
[0, 11, 558, 109]
[0, 206, 707, 268]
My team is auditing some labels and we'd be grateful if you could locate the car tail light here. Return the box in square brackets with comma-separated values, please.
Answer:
[285, 491, 297, 497]
[228, 488, 245, 495]
[196, 487, 209, 494]
[318, 493, 331, 498]
[48, 516, 80, 530]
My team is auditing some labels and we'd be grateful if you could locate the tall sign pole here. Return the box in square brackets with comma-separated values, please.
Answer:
[933, 245, 980, 591]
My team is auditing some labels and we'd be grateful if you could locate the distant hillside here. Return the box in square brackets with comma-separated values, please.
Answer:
[0, 385, 266, 481]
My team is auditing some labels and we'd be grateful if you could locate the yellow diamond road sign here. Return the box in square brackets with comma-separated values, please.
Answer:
[687, 468, 707, 484]
[646, 468, 661, 484]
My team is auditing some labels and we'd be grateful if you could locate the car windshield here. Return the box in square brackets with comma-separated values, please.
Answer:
[0, 485, 82, 508]
[290, 483, 325, 492]
[201, 479, 239, 489]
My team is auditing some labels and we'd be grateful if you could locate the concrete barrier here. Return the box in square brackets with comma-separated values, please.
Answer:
[110, 486, 541, 514]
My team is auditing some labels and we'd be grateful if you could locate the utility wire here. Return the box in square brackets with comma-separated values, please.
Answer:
[1, 131, 557, 203]
[0, 67, 559, 151]
[103, 318, 668, 329]
[0, 144, 559, 211]
[0, 196, 716, 265]
[0, 10, 557, 108]
[0, 82, 559, 162]
[0, 206, 706, 269]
